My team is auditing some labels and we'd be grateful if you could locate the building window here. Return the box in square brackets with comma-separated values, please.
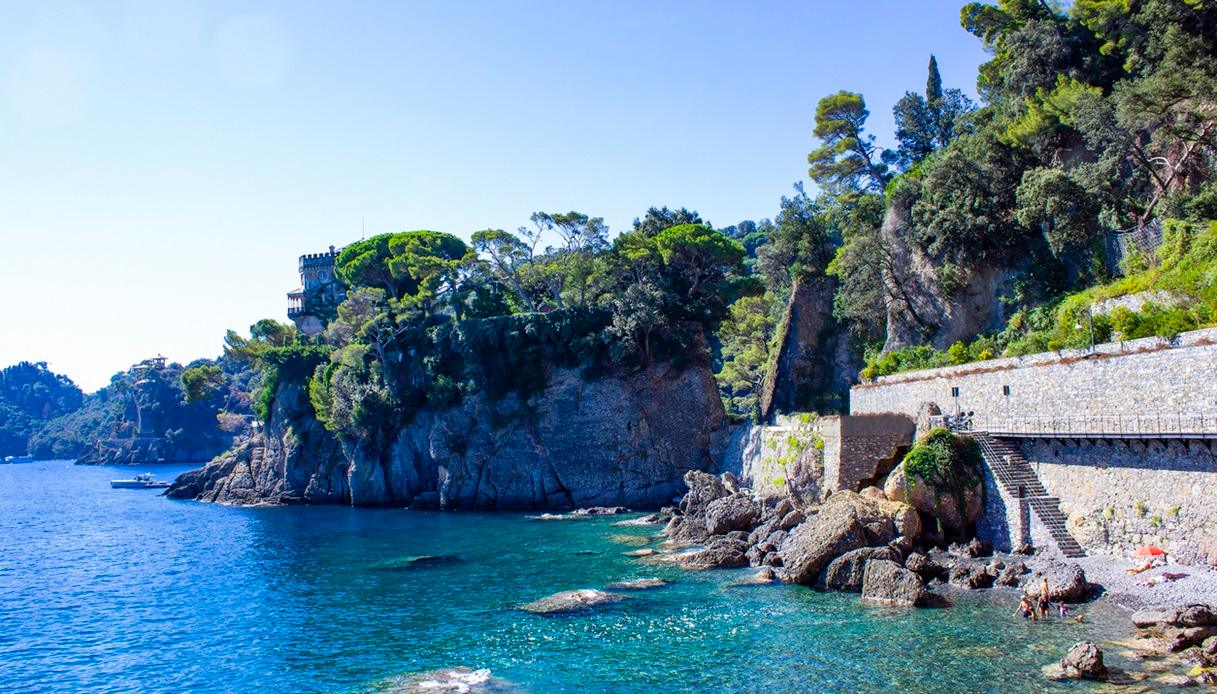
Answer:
[1002, 385, 1011, 396]
[951, 387, 960, 398]
[320, 271, 327, 280]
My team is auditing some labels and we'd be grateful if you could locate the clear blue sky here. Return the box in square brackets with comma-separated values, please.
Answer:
[0, 0, 988, 391]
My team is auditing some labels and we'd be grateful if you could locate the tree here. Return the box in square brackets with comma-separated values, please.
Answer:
[385, 231, 474, 315]
[893, 56, 976, 168]
[606, 281, 668, 364]
[471, 228, 538, 312]
[653, 223, 745, 301]
[1015, 167, 1099, 254]
[180, 364, 225, 404]
[223, 320, 297, 363]
[755, 183, 837, 289]
[807, 91, 891, 195]
[632, 206, 704, 238]
[715, 294, 778, 419]
[529, 211, 610, 307]
[334, 234, 398, 296]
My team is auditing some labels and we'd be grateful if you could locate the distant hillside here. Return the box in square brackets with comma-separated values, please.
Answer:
[21, 357, 254, 463]
[0, 362, 84, 457]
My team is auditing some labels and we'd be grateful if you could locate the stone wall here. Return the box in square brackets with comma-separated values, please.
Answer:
[730, 413, 914, 506]
[851, 327, 1217, 420]
[851, 327, 1217, 564]
[1024, 439, 1217, 564]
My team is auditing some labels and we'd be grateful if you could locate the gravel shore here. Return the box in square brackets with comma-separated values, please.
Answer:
[1069, 554, 1217, 611]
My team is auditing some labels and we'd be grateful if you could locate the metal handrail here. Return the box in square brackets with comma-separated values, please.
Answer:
[932, 413, 1217, 436]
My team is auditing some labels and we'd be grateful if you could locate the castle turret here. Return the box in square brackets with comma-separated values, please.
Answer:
[288, 246, 345, 335]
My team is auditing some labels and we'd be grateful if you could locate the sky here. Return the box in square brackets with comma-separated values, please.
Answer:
[0, 0, 989, 392]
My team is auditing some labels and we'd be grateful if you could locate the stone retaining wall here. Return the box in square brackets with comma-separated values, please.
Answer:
[728, 414, 914, 505]
[850, 327, 1217, 564]
[850, 327, 1217, 419]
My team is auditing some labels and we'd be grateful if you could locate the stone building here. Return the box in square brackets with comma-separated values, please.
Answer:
[287, 246, 345, 336]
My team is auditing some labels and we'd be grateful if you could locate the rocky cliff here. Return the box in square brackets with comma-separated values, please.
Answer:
[758, 275, 858, 417]
[881, 190, 1021, 352]
[168, 361, 733, 509]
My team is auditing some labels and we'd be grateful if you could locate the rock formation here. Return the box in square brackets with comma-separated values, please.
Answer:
[879, 187, 1021, 352]
[758, 275, 858, 417]
[169, 362, 732, 510]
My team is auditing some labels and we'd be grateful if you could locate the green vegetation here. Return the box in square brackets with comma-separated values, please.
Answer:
[0, 362, 83, 456]
[862, 220, 1217, 377]
[192, 0, 1217, 438]
[24, 356, 253, 460]
[903, 428, 982, 487]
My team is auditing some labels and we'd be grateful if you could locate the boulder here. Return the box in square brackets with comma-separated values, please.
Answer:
[777, 499, 866, 585]
[1059, 641, 1108, 680]
[884, 460, 982, 531]
[995, 561, 1027, 587]
[821, 547, 899, 592]
[861, 559, 928, 607]
[779, 509, 806, 531]
[1028, 561, 1088, 602]
[894, 506, 922, 541]
[679, 535, 750, 570]
[904, 553, 928, 575]
[521, 589, 625, 614]
[948, 561, 994, 590]
[666, 471, 730, 544]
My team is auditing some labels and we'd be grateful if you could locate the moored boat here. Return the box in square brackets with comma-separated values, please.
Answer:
[110, 472, 171, 489]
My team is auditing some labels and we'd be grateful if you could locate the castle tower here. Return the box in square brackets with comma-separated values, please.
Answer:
[288, 245, 345, 336]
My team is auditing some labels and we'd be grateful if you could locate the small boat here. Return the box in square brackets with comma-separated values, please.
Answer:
[3, 455, 34, 464]
[110, 472, 171, 489]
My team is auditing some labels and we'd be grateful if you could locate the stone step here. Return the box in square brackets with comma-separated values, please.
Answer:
[971, 431, 1086, 558]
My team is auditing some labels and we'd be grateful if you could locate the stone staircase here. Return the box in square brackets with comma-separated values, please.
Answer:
[971, 432, 1086, 558]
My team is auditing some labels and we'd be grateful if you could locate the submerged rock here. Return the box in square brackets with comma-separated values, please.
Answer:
[623, 548, 658, 557]
[520, 589, 626, 615]
[623, 545, 662, 557]
[861, 559, 928, 607]
[378, 666, 519, 693]
[371, 555, 463, 571]
[729, 566, 778, 586]
[604, 578, 666, 591]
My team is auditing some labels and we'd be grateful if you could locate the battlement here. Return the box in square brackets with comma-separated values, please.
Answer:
[299, 246, 340, 271]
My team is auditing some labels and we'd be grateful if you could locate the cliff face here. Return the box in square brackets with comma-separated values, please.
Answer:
[880, 193, 1021, 352]
[758, 275, 858, 417]
[168, 361, 732, 509]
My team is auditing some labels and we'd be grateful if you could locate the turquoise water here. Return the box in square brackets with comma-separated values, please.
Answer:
[0, 462, 1134, 693]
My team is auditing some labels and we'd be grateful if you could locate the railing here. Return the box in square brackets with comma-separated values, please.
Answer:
[930, 413, 1217, 438]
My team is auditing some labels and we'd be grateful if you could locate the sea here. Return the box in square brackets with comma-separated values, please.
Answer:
[0, 461, 1136, 693]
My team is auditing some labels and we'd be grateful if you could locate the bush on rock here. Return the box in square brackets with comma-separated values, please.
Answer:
[885, 428, 982, 533]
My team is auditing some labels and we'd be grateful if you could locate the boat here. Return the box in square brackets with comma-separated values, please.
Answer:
[2, 455, 34, 464]
[110, 472, 171, 489]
